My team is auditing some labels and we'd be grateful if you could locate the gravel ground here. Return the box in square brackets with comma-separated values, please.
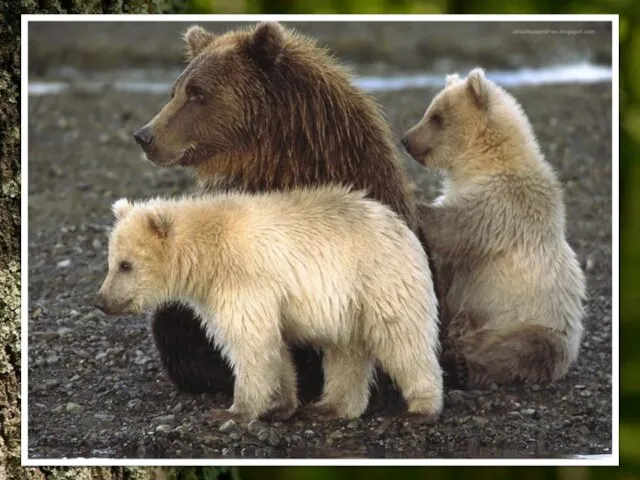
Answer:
[27, 81, 612, 460]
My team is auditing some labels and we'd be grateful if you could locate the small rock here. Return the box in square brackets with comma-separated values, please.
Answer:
[521, 408, 536, 416]
[173, 425, 188, 435]
[257, 429, 269, 442]
[44, 380, 60, 389]
[574, 384, 587, 389]
[94, 413, 115, 421]
[584, 256, 596, 272]
[92, 238, 102, 249]
[247, 420, 267, 435]
[268, 429, 282, 446]
[31, 308, 43, 319]
[46, 354, 59, 364]
[57, 327, 73, 336]
[172, 402, 184, 413]
[127, 399, 142, 409]
[303, 429, 315, 438]
[579, 426, 590, 435]
[57, 259, 71, 268]
[156, 424, 172, 433]
[95, 352, 107, 361]
[155, 414, 175, 423]
[65, 402, 83, 413]
[446, 390, 466, 406]
[80, 312, 100, 323]
[219, 419, 239, 434]
[329, 430, 344, 439]
[229, 432, 242, 442]
[472, 416, 489, 426]
[347, 420, 359, 429]
[291, 434, 303, 445]
[52, 405, 64, 414]
[531, 384, 541, 392]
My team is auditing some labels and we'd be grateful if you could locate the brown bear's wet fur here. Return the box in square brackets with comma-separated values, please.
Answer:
[136, 22, 439, 413]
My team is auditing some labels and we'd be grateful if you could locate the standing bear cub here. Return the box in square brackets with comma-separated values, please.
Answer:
[95, 187, 443, 422]
[132, 21, 440, 408]
[401, 68, 586, 389]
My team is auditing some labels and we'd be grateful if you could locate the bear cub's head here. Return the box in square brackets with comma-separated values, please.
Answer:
[133, 21, 287, 167]
[401, 67, 499, 171]
[95, 199, 173, 316]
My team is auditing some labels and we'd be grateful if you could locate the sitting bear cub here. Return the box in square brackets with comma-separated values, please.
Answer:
[402, 68, 586, 389]
[96, 186, 443, 422]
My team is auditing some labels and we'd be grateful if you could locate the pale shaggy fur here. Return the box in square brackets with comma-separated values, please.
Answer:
[402, 68, 586, 389]
[96, 186, 443, 422]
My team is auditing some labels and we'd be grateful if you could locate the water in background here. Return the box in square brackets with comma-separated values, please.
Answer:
[28, 63, 612, 97]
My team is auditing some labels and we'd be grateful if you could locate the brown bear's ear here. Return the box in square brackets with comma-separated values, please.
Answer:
[466, 67, 489, 109]
[248, 21, 285, 67]
[147, 209, 173, 240]
[112, 198, 133, 221]
[184, 25, 215, 61]
[445, 73, 460, 87]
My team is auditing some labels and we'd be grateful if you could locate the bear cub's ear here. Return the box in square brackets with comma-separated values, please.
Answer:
[184, 25, 215, 61]
[113, 198, 133, 221]
[147, 209, 173, 240]
[445, 73, 460, 87]
[248, 21, 285, 67]
[466, 67, 489, 109]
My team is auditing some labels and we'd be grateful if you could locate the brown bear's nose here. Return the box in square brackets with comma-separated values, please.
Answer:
[400, 135, 410, 152]
[133, 126, 154, 148]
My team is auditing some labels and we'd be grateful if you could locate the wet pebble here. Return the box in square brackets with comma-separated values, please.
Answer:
[57, 259, 71, 268]
[65, 402, 83, 413]
[220, 419, 239, 434]
[155, 414, 175, 423]
[472, 416, 489, 426]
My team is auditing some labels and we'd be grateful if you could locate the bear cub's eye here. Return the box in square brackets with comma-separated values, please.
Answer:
[186, 84, 205, 103]
[430, 113, 444, 128]
[119, 261, 133, 273]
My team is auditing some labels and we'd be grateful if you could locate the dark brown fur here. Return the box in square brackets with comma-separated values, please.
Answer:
[135, 22, 439, 413]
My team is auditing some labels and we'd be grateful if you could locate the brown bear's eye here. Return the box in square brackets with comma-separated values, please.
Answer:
[119, 261, 132, 273]
[186, 84, 205, 103]
[430, 113, 444, 127]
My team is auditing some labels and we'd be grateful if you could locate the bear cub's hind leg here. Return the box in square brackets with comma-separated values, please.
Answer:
[301, 347, 374, 420]
[374, 324, 443, 422]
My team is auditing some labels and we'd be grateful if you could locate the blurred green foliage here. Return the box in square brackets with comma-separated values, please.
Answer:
[168, 0, 633, 477]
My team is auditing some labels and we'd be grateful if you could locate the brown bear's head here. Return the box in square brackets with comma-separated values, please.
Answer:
[133, 21, 292, 168]
[95, 199, 173, 316]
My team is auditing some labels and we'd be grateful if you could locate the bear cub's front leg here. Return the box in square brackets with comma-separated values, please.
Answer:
[210, 339, 299, 423]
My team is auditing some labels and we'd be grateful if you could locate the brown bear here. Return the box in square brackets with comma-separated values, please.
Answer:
[132, 21, 439, 411]
[401, 68, 586, 389]
[95, 187, 443, 422]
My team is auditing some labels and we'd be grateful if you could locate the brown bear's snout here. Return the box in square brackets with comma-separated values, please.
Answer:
[400, 135, 411, 152]
[133, 126, 155, 149]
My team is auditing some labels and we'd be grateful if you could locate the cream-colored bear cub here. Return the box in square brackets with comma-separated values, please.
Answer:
[401, 68, 586, 389]
[95, 186, 443, 422]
